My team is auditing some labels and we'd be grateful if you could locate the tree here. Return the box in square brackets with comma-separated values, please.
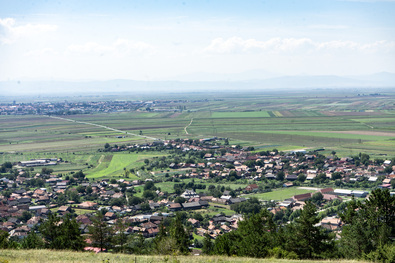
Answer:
[86, 185, 93, 194]
[39, 213, 85, 250]
[60, 214, 86, 250]
[126, 233, 151, 254]
[360, 153, 370, 166]
[202, 232, 213, 255]
[0, 230, 9, 248]
[113, 219, 128, 253]
[169, 213, 190, 255]
[56, 193, 67, 206]
[39, 213, 63, 249]
[297, 173, 306, 182]
[311, 192, 324, 206]
[19, 210, 32, 222]
[213, 209, 277, 257]
[340, 189, 395, 259]
[2, 162, 12, 169]
[88, 212, 113, 251]
[76, 185, 85, 194]
[144, 180, 156, 191]
[313, 173, 327, 184]
[21, 231, 45, 249]
[331, 172, 342, 180]
[231, 198, 262, 214]
[235, 209, 277, 257]
[142, 190, 157, 200]
[276, 171, 285, 181]
[174, 196, 186, 204]
[109, 197, 126, 207]
[154, 223, 178, 255]
[74, 170, 85, 179]
[129, 196, 143, 206]
[384, 165, 393, 174]
[283, 201, 334, 258]
[41, 167, 53, 175]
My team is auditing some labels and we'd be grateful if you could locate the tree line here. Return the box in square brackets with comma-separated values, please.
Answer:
[207, 189, 395, 262]
[0, 189, 394, 262]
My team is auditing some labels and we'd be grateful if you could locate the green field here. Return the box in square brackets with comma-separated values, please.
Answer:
[256, 130, 394, 141]
[85, 153, 166, 179]
[2, 91, 395, 177]
[212, 111, 270, 118]
[246, 188, 317, 201]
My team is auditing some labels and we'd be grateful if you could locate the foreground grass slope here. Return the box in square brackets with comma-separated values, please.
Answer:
[0, 249, 368, 263]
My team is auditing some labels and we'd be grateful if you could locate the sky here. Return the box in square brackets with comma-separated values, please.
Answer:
[0, 0, 394, 81]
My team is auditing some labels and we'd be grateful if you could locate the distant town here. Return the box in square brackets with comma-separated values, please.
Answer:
[0, 99, 197, 115]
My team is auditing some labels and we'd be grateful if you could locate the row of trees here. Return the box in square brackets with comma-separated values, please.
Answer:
[206, 189, 395, 261]
[1, 189, 393, 261]
[208, 201, 334, 259]
[0, 210, 191, 255]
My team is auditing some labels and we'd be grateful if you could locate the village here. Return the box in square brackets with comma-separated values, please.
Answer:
[0, 137, 394, 251]
[0, 99, 192, 116]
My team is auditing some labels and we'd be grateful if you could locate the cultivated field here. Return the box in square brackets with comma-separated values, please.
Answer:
[1, 90, 395, 179]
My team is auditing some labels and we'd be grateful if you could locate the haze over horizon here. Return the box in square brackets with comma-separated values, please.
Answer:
[0, 0, 394, 87]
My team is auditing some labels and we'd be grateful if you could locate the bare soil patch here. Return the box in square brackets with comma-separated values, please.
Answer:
[279, 111, 294, 117]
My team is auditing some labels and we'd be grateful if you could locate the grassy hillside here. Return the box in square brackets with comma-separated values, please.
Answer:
[0, 249, 368, 263]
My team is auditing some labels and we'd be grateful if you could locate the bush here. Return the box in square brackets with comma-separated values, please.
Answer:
[363, 244, 395, 263]
[268, 247, 299, 259]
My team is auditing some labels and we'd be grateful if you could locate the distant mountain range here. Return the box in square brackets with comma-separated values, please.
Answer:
[0, 72, 394, 96]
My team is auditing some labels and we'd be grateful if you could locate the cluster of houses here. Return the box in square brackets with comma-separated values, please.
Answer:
[154, 140, 395, 191]
[0, 99, 190, 116]
[0, 144, 394, 245]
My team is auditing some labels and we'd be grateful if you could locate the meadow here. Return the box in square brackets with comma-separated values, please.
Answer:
[0, 249, 370, 263]
[246, 188, 317, 201]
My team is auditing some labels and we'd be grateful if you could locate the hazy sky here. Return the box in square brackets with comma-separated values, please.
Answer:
[0, 0, 394, 81]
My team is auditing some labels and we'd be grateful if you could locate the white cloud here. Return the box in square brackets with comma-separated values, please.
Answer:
[203, 37, 315, 54]
[24, 48, 58, 57]
[0, 17, 57, 44]
[203, 37, 395, 54]
[67, 39, 156, 56]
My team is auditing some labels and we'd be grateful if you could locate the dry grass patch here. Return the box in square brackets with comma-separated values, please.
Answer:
[0, 249, 369, 263]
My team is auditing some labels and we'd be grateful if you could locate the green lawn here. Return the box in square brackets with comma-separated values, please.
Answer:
[246, 188, 316, 201]
[85, 153, 157, 179]
[256, 130, 394, 141]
